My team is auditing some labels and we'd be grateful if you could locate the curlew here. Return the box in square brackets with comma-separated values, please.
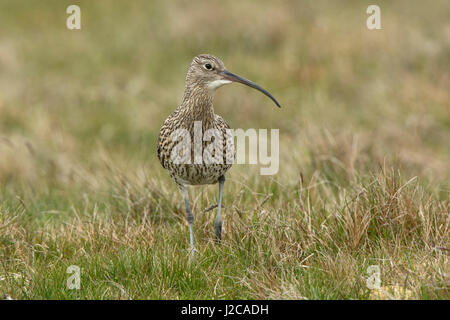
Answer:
[157, 54, 280, 258]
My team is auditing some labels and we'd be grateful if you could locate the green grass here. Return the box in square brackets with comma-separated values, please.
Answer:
[0, 0, 449, 299]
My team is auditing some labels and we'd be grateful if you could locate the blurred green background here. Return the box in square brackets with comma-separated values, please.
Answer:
[0, 1, 448, 187]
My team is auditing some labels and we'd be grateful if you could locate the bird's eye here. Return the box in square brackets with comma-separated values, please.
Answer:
[204, 63, 213, 70]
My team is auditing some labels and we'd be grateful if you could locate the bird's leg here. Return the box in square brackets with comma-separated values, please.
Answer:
[214, 175, 225, 242]
[180, 186, 195, 259]
[184, 198, 195, 259]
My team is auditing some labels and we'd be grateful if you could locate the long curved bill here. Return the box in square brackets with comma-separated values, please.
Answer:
[222, 70, 281, 108]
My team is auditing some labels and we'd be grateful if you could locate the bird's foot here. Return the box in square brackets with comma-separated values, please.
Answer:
[214, 222, 222, 243]
[189, 246, 197, 262]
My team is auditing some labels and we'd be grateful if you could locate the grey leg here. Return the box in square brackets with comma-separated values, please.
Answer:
[215, 175, 225, 241]
[180, 186, 195, 259]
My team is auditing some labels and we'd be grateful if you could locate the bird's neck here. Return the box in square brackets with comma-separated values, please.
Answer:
[179, 83, 215, 127]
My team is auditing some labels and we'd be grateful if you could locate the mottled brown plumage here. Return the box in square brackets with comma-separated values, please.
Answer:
[157, 55, 233, 187]
[157, 54, 280, 258]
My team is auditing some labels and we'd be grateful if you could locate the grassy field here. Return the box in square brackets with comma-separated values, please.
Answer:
[0, 0, 448, 299]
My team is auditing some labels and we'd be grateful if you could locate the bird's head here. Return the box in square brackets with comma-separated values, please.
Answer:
[186, 54, 281, 108]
